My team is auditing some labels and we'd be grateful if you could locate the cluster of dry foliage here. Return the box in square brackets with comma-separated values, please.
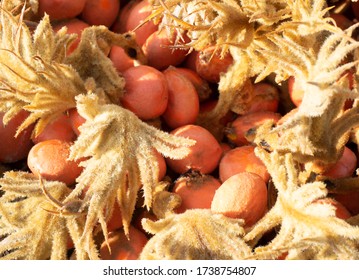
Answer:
[1, 0, 359, 260]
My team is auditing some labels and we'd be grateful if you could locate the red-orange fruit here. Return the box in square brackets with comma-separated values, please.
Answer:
[245, 82, 279, 114]
[52, 18, 90, 55]
[68, 108, 86, 136]
[195, 46, 233, 83]
[142, 30, 188, 70]
[0, 110, 34, 163]
[111, 0, 140, 33]
[171, 67, 212, 102]
[121, 65, 169, 120]
[313, 198, 351, 220]
[225, 111, 281, 146]
[287, 76, 303, 107]
[322, 146, 357, 179]
[27, 139, 83, 186]
[211, 172, 268, 227]
[162, 67, 200, 128]
[173, 172, 221, 213]
[334, 191, 359, 216]
[38, 0, 86, 20]
[166, 125, 222, 175]
[100, 226, 148, 260]
[106, 202, 123, 232]
[109, 46, 136, 74]
[153, 149, 167, 181]
[122, 0, 158, 46]
[80, 0, 120, 27]
[32, 114, 76, 144]
[219, 145, 270, 183]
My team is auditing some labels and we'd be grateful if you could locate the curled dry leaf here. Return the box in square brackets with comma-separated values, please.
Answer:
[1, 0, 359, 260]
[140, 209, 252, 260]
[244, 149, 359, 260]
[2, 0, 38, 20]
[65, 27, 147, 104]
[0, 171, 93, 260]
[252, 22, 359, 168]
[0, 2, 147, 137]
[0, 3, 83, 137]
[147, 0, 333, 140]
[67, 94, 195, 252]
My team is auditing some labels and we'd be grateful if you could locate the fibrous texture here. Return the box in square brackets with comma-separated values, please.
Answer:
[1, 0, 359, 260]
[0, 0, 194, 259]
[140, 209, 252, 260]
[67, 94, 194, 256]
[0, 172, 91, 260]
[138, 0, 359, 260]
[0, 6, 82, 137]
[244, 149, 359, 260]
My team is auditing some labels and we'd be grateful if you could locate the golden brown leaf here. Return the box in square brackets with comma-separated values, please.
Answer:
[67, 94, 195, 253]
[0, 4, 84, 137]
[244, 149, 359, 260]
[0, 171, 90, 260]
[140, 209, 252, 260]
